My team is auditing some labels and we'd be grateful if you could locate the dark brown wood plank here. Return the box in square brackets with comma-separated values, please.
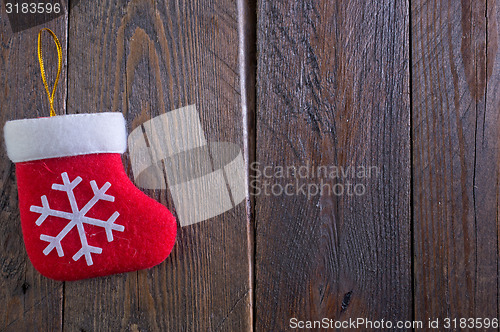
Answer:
[63, 1, 251, 331]
[411, 0, 500, 324]
[0, 11, 67, 332]
[255, 0, 411, 329]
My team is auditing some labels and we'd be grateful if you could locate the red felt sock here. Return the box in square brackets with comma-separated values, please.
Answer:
[4, 113, 177, 281]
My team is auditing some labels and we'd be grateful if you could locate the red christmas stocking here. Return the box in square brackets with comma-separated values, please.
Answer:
[4, 113, 177, 281]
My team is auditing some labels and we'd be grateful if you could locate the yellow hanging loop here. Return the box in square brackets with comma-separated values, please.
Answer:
[37, 28, 62, 117]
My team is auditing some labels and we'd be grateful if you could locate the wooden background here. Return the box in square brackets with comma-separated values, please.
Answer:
[0, 0, 499, 331]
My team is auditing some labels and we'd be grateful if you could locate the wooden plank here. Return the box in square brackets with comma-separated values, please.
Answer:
[0, 11, 67, 332]
[411, 0, 499, 323]
[63, 0, 251, 330]
[254, 0, 411, 329]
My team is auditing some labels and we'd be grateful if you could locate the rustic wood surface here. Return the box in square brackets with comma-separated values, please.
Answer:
[1, 0, 500, 331]
[64, 0, 252, 331]
[254, 0, 411, 329]
[412, 0, 500, 325]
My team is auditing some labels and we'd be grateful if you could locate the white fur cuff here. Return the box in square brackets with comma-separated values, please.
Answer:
[4, 113, 127, 163]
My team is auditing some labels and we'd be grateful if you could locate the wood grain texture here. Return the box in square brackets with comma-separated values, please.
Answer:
[411, 0, 500, 323]
[0, 8, 67, 332]
[254, 0, 411, 330]
[63, 0, 251, 331]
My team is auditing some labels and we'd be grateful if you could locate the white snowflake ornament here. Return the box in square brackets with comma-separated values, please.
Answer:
[30, 172, 125, 266]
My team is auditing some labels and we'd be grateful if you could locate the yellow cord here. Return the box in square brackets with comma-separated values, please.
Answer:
[37, 28, 62, 117]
